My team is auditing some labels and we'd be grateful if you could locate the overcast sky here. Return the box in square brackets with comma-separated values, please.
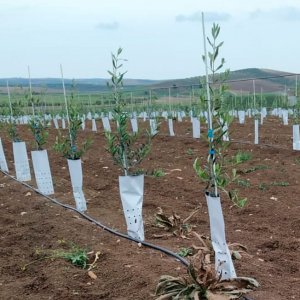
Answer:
[1, 0, 300, 79]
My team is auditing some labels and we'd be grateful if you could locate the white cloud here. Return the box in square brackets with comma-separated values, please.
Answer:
[176, 11, 231, 23]
[250, 6, 300, 21]
[95, 21, 119, 30]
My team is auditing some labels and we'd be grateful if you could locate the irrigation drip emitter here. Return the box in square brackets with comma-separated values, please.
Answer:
[0, 169, 188, 267]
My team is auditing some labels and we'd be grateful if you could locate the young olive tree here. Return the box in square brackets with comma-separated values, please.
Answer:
[105, 48, 153, 176]
[54, 83, 92, 159]
[26, 92, 49, 151]
[193, 23, 247, 207]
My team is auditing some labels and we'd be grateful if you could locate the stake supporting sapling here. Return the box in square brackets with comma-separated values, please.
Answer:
[196, 15, 242, 281]
[194, 19, 246, 208]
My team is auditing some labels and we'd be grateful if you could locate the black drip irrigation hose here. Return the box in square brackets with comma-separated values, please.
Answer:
[0, 171, 255, 300]
[0, 170, 188, 267]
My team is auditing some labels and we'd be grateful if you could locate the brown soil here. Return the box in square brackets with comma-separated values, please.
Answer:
[0, 116, 299, 299]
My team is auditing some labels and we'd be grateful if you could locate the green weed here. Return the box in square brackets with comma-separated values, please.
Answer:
[236, 179, 251, 187]
[187, 148, 194, 155]
[271, 181, 289, 187]
[233, 151, 252, 164]
[242, 165, 270, 174]
[177, 247, 193, 257]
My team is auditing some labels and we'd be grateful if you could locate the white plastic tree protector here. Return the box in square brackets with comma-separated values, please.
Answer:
[0, 138, 8, 172]
[108, 111, 113, 120]
[192, 117, 200, 139]
[205, 193, 236, 279]
[62, 118, 66, 129]
[238, 111, 245, 124]
[282, 110, 288, 125]
[53, 118, 59, 129]
[189, 111, 193, 123]
[150, 119, 158, 136]
[168, 118, 175, 136]
[222, 123, 229, 142]
[102, 117, 111, 132]
[162, 111, 168, 119]
[177, 111, 182, 122]
[143, 112, 147, 121]
[293, 124, 300, 150]
[260, 113, 264, 125]
[130, 118, 138, 133]
[31, 150, 54, 195]
[87, 112, 92, 120]
[67, 159, 87, 212]
[119, 175, 144, 241]
[13, 141, 31, 181]
[247, 109, 251, 118]
[81, 118, 85, 130]
[92, 119, 97, 132]
[254, 119, 259, 145]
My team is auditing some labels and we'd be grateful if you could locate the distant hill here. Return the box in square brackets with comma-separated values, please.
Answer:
[0, 68, 297, 94]
[0, 78, 160, 93]
[149, 68, 298, 94]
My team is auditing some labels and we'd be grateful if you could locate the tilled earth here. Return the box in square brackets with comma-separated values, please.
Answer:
[0, 116, 299, 299]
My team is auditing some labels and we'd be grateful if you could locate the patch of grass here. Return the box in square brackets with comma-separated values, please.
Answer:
[242, 165, 270, 174]
[235, 179, 251, 187]
[258, 183, 269, 191]
[22, 242, 89, 271]
[59, 245, 88, 268]
[295, 157, 300, 165]
[149, 169, 165, 178]
[271, 181, 289, 187]
[233, 151, 252, 164]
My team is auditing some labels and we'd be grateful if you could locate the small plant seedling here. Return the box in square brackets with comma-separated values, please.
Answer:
[187, 148, 194, 155]
[235, 178, 251, 187]
[242, 165, 270, 174]
[6, 100, 24, 142]
[232, 151, 252, 164]
[271, 181, 289, 187]
[54, 83, 92, 160]
[29, 115, 49, 150]
[150, 169, 165, 178]
[22, 243, 90, 271]
[177, 247, 193, 257]
[259, 183, 269, 191]
[7, 122, 21, 142]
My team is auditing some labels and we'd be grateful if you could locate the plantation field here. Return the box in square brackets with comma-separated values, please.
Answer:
[0, 117, 299, 299]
